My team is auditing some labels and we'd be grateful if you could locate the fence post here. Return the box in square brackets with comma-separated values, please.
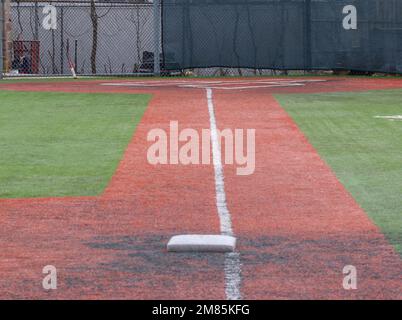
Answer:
[153, 0, 160, 76]
[0, 0, 4, 79]
[60, 6, 64, 75]
[34, 2, 39, 40]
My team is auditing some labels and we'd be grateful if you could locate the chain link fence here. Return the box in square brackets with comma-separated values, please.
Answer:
[8, 0, 166, 76]
[0, 1, 4, 78]
[5, 0, 304, 77]
[4, 0, 402, 77]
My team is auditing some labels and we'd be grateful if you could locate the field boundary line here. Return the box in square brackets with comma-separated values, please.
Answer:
[206, 88, 242, 300]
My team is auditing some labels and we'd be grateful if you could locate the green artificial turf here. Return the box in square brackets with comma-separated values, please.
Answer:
[0, 91, 150, 198]
[276, 90, 402, 256]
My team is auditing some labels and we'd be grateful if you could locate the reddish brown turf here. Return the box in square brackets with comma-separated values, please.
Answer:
[1, 77, 402, 95]
[0, 89, 225, 299]
[213, 91, 401, 299]
[0, 77, 401, 299]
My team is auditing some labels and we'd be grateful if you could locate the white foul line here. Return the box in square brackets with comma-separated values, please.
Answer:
[207, 88, 233, 236]
[184, 83, 305, 90]
[206, 88, 242, 300]
[101, 79, 328, 91]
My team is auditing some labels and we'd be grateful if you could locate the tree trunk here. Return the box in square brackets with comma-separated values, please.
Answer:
[90, 0, 98, 74]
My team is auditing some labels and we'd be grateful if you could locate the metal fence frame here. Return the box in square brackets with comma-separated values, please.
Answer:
[4, 0, 401, 78]
[0, 0, 4, 78]
[153, 0, 160, 75]
[2, 0, 306, 78]
[5, 0, 162, 77]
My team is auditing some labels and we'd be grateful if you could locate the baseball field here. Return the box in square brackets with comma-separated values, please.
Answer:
[0, 76, 401, 299]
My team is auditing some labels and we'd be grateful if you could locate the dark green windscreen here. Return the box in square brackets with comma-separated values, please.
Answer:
[162, 0, 402, 73]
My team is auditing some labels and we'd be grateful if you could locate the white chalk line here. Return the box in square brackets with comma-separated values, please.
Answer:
[100, 79, 327, 90]
[374, 115, 402, 121]
[206, 88, 242, 300]
[207, 88, 234, 236]
[180, 83, 305, 90]
[101, 80, 224, 87]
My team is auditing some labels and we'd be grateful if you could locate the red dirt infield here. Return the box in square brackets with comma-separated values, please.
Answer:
[0, 77, 401, 299]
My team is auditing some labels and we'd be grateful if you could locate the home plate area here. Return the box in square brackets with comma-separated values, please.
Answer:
[100, 79, 328, 90]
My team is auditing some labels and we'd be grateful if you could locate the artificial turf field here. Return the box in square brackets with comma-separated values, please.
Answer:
[0, 77, 400, 299]
[276, 90, 402, 256]
[0, 91, 150, 198]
